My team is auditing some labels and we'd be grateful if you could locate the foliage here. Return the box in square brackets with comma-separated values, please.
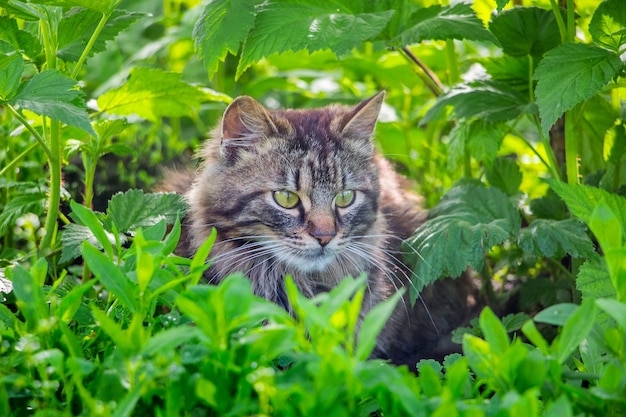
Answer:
[1, 0, 626, 415]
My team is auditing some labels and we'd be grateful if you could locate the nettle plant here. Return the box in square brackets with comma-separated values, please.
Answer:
[0, 0, 626, 415]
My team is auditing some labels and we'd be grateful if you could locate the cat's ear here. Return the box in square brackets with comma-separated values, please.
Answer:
[341, 90, 385, 141]
[220, 96, 276, 161]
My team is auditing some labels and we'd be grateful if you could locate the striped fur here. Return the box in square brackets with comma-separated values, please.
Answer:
[160, 92, 474, 366]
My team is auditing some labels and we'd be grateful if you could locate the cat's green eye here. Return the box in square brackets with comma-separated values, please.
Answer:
[273, 190, 300, 209]
[335, 190, 356, 208]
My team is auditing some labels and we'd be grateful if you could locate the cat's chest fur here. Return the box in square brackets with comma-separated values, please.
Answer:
[160, 92, 473, 367]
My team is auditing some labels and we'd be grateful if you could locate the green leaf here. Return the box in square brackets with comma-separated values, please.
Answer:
[82, 241, 138, 313]
[29, 0, 117, 13]
[193, 0, 256, 78]
[489, 6, 562, 57]
[534, 44, 621, 136]
[10, 69, 96, 136]
[0, 42, 23, 99]
[517, 218, 596, 259]
[142, 326, 202, 356]
[9, 260, 48, 331]
[0, 16, 41, 58]
[356, 289, 402, 360]
[404, 181, 521, 294]
[556, 300, 596, 364]
[577, 257, 616, 301]
[0, 191, 45, 236]
[485, 157, 522, 196]
[548, 180, 626, 241]
[57, 9, 145, 63]
[422, 81, 535, 124]
[479, 307, 509, 355]
[596, 298, 626, 329]
[238, 1, 394, 79]
[545, 395, 573, 417]
[107, 190, 187, 233]
[69, 200, 114, 258]
[391, 3, 496, 46]
[534, 303, 578, 326]
[589, 0, 626, 53]
[97, 67, 206, 121]
[447, 120, 507, 169]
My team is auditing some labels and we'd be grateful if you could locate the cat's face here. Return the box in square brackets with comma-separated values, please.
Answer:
[193, 92, 386, 274]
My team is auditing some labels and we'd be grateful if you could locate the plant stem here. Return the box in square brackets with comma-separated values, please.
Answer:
[564, 109, 579, 184]
[40, 120, 62, 251]
[399, 46, 444, 97]
[5, 104, 53, 161]
[549, 0, 568, 43]
[71, 11, 111, 79]
[533, 115, 562, 180]
[0, 142, 38, 178]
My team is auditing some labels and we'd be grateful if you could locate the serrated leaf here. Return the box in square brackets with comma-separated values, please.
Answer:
[577, 257, 616, 301]
[422, 81, 535, 124]
[391, 3, 496, 46]
[107, 190, 187, 233]
[0, 41, 23, 99]
[57, 9, 145, 63]
[238, 1, 393, 79]
[589, 0, 626, 53]
[447, 120, 507, 170]
[547, 180, 626, 241]
[0, 16, 41, 58]
[534, 44, 621, 135]
[29, 0, 116, 13]
[10, 70, 96, 136]
[404, 181, 521, 296]
[485, 157, 522, 196]
[97, 67, 206, 121]
[517, 218, 596, 259]
[60, 223, 97, 264]
[0, 191, 45, 236]
[489, 7, 562, 58]
[193, 0, 256, 78]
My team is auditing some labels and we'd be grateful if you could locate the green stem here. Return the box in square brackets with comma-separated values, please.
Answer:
[398, 46, 443, 97]
[0, 141, 38, 178]
[549, 0, 568, 43]
[40, 121, 62, 251]
[445, 39, 459, 86]
[564, 110, 579, 184]
[5, 104, 53, 160]
[71, 11, 111, 79]
[83, 153, 96, 209]
[566, 0, 575, 42]
[508, 125, 553, 175]
[533, 115, 562, 180]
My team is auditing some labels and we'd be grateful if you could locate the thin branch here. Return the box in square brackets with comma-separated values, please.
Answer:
[398, 46, 444, 97]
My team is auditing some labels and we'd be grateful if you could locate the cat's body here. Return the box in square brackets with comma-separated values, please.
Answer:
[160, 92, 473, 366]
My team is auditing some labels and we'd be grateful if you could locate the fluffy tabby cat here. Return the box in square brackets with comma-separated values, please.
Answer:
[160, 91, 473, 366]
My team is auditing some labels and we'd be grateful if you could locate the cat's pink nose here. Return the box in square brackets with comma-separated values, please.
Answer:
[307, 215, 336, 246]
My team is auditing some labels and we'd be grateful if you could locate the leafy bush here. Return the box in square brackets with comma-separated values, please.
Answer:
[1, 0, 626, 415]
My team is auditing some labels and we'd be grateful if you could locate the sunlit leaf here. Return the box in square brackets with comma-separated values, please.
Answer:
[97, 67, 206, 121]
[489, 7, 561, 57]
[391, 3, 496, 46]
[57, 8, 145, 63]
[193, 0, 256, 78]
[404, 180, 521, 297]
[238, 1, 393, 78]
[589, 0, 626, 52]
[106, 189, 187, 233]
[534, 44, 621, 135]
[10, 69, 96, 136]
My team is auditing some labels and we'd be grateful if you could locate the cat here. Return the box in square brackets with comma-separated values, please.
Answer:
[159, 91, 474, 367]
